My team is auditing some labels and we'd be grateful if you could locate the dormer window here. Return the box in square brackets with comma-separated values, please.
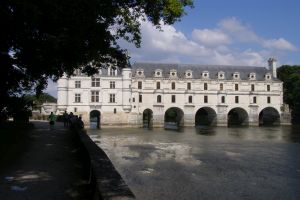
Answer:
[265, 73, 272, 81]
[249, 73, 256, 80]
[185, 70, 193, 78]
[136, 69, 144, 77]
[154, 69, 163, 77]
[202, 71, 209, 79]
[218, 71, 225, 79]
[169, 69, 177, 78]
[233, 72, 240, 80]
[74, 69, 82, 76]
[108, 67, 117, 76]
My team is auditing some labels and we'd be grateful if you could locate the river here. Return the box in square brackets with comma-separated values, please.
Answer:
[88, 126, 300, 200]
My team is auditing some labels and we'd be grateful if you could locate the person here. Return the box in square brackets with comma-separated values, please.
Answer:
[77, 116, 84, 129]
[48, 112, 56, 127]
[63, 111, 69, 127]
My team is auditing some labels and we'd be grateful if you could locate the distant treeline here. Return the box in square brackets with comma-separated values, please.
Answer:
[278, 65, 300, 123]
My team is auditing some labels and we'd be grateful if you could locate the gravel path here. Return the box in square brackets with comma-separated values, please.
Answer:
[0, 121, 91, 200]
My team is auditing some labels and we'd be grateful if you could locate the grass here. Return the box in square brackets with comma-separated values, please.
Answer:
[0, 121, 33, 171]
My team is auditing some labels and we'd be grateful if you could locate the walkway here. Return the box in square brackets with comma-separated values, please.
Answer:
[0, 121, 91, 200]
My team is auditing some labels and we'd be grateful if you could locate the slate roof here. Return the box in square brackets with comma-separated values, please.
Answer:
[132, 62, 276, 81]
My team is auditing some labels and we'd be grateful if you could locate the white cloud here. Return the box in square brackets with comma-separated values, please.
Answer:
[218, 17, 260, 43]
[120, 17, 297, 67]
[263, 38, 297, 51]
[192, 29, 231, 47]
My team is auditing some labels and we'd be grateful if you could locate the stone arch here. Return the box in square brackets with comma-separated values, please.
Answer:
[195, 107, 217, 126]
[164, 107, 184, 129]
[228, 107, 249, 126]
[90, 110, 101, 129]
[143, 109, 153, 128]
[259, 107, 280, 126]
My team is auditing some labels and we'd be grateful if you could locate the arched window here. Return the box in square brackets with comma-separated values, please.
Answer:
[157, 95, 162, 103]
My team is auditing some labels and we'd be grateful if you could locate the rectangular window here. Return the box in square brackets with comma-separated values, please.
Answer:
[132, 97, 135, 102]
[156, 82, 161, 89]
[109, 94, 115, 103]
[253, 96, 257, 104]
[114, 108, 117, 114]
[188, 96, 192, 103]
[220, 83, 223, 91]
[171, 95, 176, 103]
[221, 96, 225, 103]
[110, 81, 115, 89]
[138, 81, 142, 89]
[235, 84, 239, 91]
[235, 96, 239, 103]
[204, 95, 208, 103]
[267, 85, 270, 91]
[267, 96, 271, 103]
[75, 94, 81, 103]
[91, 91, 99, 102]
[75, 81, 81, 88]
[172, 82, 175, 90]
[187, 82, 191, 90]
[251, 84, 255, 91]
[91, 78, 100, 87]
[139, 94, 142, 103]
[204, 83, 208, 90]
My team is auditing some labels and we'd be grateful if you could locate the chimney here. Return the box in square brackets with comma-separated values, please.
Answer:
[268, 58, 277, 78]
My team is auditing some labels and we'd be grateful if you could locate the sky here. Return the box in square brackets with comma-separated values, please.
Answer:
[45, 0, 300, 97]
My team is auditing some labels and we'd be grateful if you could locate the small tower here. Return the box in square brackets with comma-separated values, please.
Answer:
[268, 58, 277, 78]
[57, 74, 69, 113]
[122, 68, 132, 113]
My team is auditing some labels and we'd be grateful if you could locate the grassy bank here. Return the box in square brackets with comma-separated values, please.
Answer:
[0, 122, 33, 171]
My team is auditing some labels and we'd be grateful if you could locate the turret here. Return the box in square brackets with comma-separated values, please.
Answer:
[57, 74, 69, 113]
[122, 68, 132, 112]
[268, 58, 277, 78]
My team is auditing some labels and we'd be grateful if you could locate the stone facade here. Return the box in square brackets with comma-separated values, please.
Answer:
[57, 59, 291, 127]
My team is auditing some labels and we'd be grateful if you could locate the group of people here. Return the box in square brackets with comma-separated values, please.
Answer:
[63, 111, 84, 129]
[48, 111, 84, 129]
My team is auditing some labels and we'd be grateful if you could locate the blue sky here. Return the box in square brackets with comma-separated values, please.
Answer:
[46, 0, 300, 97]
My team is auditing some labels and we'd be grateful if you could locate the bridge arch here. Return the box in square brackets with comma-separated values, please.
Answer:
[259, 107, 280, 126]
[228, 107, 249, 126]
[195, 107, 217, 126]
[164, 107, 184, 129]
[90, 110, 101, 129]
[143, 108, 153, 128]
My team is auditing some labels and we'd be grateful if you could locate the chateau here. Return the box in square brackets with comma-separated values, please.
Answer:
[57, 58, 290, 128]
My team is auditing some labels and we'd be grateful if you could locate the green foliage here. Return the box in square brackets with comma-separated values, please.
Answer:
[277, 65, 300, 122]
[0, 0, 193, 118]
[25, 93, 57, 105]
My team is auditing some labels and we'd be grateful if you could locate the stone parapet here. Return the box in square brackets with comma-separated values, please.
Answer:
[74, 128, 135, 200]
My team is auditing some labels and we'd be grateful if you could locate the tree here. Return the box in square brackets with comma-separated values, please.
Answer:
[0, 0, 193, 116]
[277, 65, 300, 123]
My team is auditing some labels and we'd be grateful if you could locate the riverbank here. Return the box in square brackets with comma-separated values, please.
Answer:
[0, 121, 91, 200]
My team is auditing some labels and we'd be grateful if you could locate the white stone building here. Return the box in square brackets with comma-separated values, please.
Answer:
[57, 58, 291, 128]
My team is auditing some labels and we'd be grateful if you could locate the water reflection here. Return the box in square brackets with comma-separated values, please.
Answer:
[88, 126, 300, 200]
[195, 126, 216, 135]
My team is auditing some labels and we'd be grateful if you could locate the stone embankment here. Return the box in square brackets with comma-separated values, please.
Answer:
[72, 125, 135, 200]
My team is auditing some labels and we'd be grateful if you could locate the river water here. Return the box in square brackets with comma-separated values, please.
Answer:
[88, 126, 300, 200]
